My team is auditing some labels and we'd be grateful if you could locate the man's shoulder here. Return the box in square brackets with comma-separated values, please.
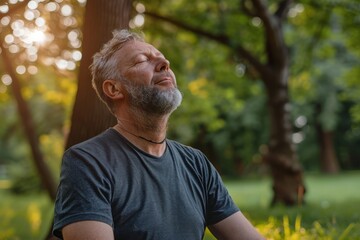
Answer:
[61, 128, 126, 169]
[66, 128, 119, 154]
[167, 140, 199, 154]
[167, 140, 208, 163]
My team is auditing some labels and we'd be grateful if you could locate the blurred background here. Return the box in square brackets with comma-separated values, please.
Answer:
[0, 0, 359, 239]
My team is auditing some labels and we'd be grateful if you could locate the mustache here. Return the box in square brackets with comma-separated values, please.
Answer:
[153, 72, 176, 85]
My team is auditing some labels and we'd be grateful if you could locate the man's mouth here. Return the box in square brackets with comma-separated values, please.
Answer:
[155, 75, 174, 86]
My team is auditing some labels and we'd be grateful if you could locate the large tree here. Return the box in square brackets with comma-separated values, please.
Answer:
[65, 0, 132, 149]
[47, 0, 132, 239]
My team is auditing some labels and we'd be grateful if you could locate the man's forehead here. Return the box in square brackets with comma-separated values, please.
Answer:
[121, 40, 162, 56]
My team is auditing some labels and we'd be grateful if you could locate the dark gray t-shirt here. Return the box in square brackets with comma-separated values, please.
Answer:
[53, 128, 239, 239]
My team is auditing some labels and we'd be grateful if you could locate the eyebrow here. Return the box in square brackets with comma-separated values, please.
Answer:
[145, 48, 165, 58]
[129, 45, 166, 61]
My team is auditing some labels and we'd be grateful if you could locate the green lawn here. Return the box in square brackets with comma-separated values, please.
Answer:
[1, 172, 359, 240]
[205, 172, 360, 240]
[0, 186, 53, 240]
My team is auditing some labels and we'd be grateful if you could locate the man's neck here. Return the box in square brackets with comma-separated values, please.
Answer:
[115, 112, 169, 157]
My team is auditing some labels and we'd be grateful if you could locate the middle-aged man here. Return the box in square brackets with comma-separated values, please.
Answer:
[53, 29, 265, 240]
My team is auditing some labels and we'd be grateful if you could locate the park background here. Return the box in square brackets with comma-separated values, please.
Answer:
[0, 0, 359, 239]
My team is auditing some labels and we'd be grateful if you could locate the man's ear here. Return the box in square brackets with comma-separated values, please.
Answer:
[103, 80, 124, 100]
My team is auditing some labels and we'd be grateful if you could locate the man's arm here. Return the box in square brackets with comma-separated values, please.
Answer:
[208, 211, 265, 240]
[62, 221, 114, 240]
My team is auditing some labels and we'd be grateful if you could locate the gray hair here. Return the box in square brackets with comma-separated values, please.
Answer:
[90, 29, 144, 112]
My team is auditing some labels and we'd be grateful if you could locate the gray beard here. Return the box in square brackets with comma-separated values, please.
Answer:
[124, 81, 182, 116]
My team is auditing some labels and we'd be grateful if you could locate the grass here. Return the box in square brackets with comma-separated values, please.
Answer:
[0, 172, 359, 240]
[0, 187, 53, 240]
[204, 171, 360, 239]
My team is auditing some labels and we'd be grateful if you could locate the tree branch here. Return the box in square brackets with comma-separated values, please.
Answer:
[240, 0, 257, 18]
[251, 0, 280, 49]
[251, 0, 288, 68]
[275, 0, 293, 20]
[145, 10, 229, 45]
[145, 10, 267, 76]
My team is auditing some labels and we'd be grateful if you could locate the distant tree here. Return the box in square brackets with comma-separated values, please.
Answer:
[0, 0, 57, 200]
[0, 0, 88, 199]
[288, 1, 360, 173]
[288, 5, 341, 174]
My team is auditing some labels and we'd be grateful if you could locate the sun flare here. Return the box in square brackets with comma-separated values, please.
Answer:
[27, 30, 46, 44]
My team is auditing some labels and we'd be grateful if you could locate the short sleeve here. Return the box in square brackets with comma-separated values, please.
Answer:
[53, 148, 113, 238]
[203, 154, 239, 225]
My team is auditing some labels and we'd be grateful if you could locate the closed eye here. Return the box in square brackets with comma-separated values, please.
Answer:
[134, 55, 149, 65]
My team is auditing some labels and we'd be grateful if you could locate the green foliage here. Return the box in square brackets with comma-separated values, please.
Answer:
[285, 0, 360, 170]
[0, 190, 53, 240]
[1, 0, 360, 194]
[143, 12, 271, 173]
[0, 0, 82, 190]
[139, 0, 360, 173]
[340, 67, 360, 130]
[0, 68, 74, 188]
[9, 166, 42, 195]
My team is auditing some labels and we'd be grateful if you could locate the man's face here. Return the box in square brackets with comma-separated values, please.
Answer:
[117, 40, 177, 89]
[117, 40, 182, 115]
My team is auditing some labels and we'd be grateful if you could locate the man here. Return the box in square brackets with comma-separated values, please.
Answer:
[53, 29, 264, 240]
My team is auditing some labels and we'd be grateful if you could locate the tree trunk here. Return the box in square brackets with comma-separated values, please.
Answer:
[315, 120, 339, 173]
[47, 1, 132, 239]
[257, 0, 305, 206]
[263, 69, 305, 206]
[65, 0, 132, 149]
[319, 131, 339, 173]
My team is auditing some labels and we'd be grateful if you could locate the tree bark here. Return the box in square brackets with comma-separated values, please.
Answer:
[262, 69, 305, 206]
[314, 108, 340, 174]
[319, 131, 339, 173]
[243, 0, 305, 206]
[65, 0, 132, 149]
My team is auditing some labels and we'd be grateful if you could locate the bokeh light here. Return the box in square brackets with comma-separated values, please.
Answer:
[27, 65, 38, 75]
[136, 3, 145, 13]
[28, 30, 46, 44]
[27, 1, 38, 10]
[16, 65, 26, 75]
[0, 5, 9, 13]
[45, 2, 58, 12]
[1, 74, 12, 85]
[0, 0, 84, 78]
[251, 17, 262, 27]
[61, 5, 72, 16]
[1, 16, 11, 26]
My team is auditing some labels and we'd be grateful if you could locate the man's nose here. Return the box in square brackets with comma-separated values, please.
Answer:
[156, 58, 170, 72]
